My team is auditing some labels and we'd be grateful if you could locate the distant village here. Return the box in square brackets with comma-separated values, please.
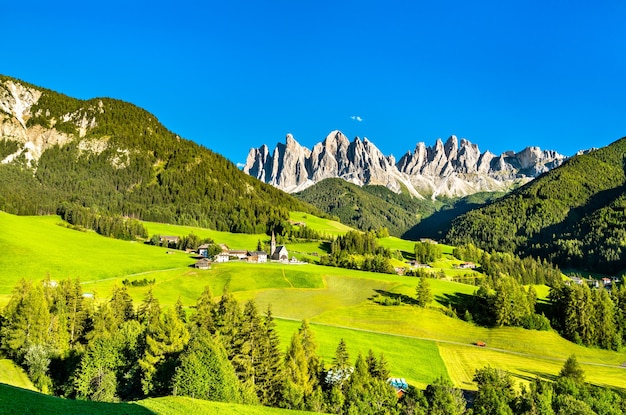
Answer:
[191, 232, 303, 270]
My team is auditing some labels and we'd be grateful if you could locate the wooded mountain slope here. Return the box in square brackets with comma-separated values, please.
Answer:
[294, 178, 437, 236]
[0, 75, 321, 233]
[446, 137, 626, 273]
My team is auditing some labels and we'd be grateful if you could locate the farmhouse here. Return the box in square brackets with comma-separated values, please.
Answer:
[228, 249, 249, 260]
[197, 244, 210, 258]
[247, 251, 268, 263]
[214, 252, 230, 263]
[159, 235, 180, 245]
[194, 258, 211, 270]
[455, 262, 476, 269]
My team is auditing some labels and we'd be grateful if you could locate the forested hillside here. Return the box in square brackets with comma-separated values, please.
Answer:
[294, 178, 437, 236]
[295, 178, 502, 239]
[0, 75, 322, 233]
[446, 137, 626, 273]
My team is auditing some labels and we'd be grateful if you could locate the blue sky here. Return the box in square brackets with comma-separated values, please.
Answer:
[3, 1, 625, 165]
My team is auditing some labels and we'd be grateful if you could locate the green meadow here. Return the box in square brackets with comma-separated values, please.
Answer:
[289, 211, 354, 237]
[1, 210, 626, 399]
[0, 359, 36, 391]
[0, 383, 310, 415]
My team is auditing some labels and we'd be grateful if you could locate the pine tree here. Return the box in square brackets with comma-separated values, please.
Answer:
[425, 375, 466, 415]
[231, 300, 263, 390]
[415, 276, 433, 307]
[109, 285, 135, 324]
[139, 306, 189, 396]
[172, 329, 245, 403]
[1, 279, 51, 358]
[283, 331, 310, 409]
[559, 354, 585, 383]
[137, 289, 161, 327]
[256, 305, 285, 406]
[192, 286, 215, 332]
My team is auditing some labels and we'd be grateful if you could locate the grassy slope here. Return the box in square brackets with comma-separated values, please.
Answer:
[0, 212, 192, 308]
[0, 383, 309, 415]
[0, 359, 36, 391]
[289, 211, 354, 237]
[0, 383, 152, 415]
[1, 211, 625, 394]
[138, 396, 312, 415]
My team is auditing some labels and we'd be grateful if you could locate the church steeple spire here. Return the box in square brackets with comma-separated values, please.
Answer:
[270, 231, 276, 257]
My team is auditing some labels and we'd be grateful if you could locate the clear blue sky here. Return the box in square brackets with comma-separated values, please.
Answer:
[3, 1, 625, 165]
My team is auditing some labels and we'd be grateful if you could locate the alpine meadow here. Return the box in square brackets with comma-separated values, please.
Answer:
[1, 74, 626, 415]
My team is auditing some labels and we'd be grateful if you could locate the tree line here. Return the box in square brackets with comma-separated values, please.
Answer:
[319, 230, 395, 273]
[453, 243, 562, 286]
[549, 281, 626, 350]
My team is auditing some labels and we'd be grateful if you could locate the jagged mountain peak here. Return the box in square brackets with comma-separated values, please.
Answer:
[243, 131, 566, 199]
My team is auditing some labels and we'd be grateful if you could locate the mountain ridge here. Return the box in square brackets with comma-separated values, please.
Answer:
[0, 74, 322, 232]
[244, 130, 566, 199]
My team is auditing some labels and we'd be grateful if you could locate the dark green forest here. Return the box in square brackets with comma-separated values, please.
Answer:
[294, 179, 437, 237]
[295, 178, 502, 239]
[0, 75, 323, 234]
[446, 137, 626, 274]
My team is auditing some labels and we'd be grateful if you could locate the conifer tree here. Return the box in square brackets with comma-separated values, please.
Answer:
[172, 328, 246, 403]
[559, 354, 585, 384]
[415, 276, 433, 307]
[283, 330, 310, 409]
[256, 305, 285, 406]
[231, 300, 263, 390]
[139, 306, 189, 396]
[1, 279, 51, 358]
[109, 285, 135, 324]
[192, 286, 215, 332]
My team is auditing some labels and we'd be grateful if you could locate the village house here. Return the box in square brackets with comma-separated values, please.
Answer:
[194, 258, 211, 270]
[214, 252, 230, 263]
[387, 378, 408, 398]
[455, 262, 476, 270]
[159, 235, 180, 246]
[197, 244, 210, 258]
[228, 249, 249, 260]
[247, 251, 268, 263]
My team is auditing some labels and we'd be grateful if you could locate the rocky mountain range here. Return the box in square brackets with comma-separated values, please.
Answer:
[244, 131, 566, 199]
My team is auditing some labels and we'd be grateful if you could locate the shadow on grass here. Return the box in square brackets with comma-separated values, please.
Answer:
[319, 241, 331, 254]
[518, 369, 559, 382]
[434, 292, 475, 309]
[373, 289, 420, 306]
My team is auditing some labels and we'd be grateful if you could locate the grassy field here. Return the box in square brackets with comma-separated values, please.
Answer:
[139, 396, 313, 415]
[0, 383, 153, 415]
[1, 211, 626, 397]
[0, 212, 192, 307]
[0, 383, 310, 415]
[0, 359, 36, 391]
[289, 211, 354, 237]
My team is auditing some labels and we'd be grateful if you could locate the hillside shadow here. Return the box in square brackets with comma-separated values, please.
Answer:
[434, 292, 475, 309]
[373, 289, 420, 306]
[319, 241, 332, 254]
[528, 185, 626, 249]
[402, 200, 486, 240]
